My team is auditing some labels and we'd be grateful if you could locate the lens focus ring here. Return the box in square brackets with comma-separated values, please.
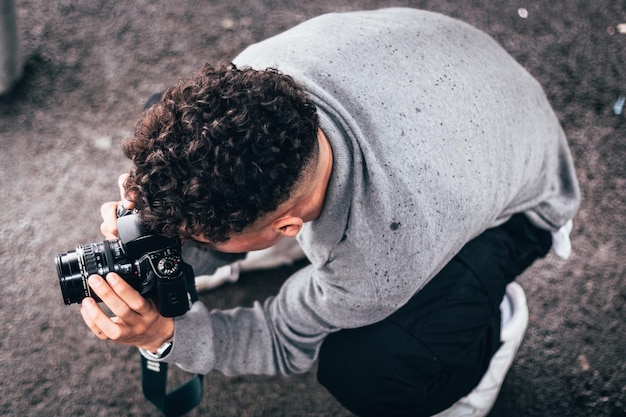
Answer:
[81, 245, 100, 276]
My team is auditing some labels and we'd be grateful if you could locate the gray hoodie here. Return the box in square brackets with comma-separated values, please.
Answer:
[153, 8, 580, 376]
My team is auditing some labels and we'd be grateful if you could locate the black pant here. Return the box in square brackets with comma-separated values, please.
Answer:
[317, 214, 552, 417]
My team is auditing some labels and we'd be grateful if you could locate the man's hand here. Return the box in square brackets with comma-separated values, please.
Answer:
[85, 173, 175, 352]
[100, 173, 134, 240]
[79, 272, 175, 353]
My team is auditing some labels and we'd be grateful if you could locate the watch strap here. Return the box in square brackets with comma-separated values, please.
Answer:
[140, 341, 173, 360]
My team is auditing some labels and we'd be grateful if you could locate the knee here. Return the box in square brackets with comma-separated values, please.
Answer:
[316, 326, 435, 417]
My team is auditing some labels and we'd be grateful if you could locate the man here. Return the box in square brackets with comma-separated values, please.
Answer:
[80, 8, 580, 417]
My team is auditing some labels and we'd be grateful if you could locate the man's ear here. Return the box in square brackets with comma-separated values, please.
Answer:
[271, 216, 303, 237]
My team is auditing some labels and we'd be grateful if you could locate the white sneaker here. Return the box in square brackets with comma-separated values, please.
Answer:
[195, 237, 306, 292]
[431, 281, 529, 417]
[194, 262, 241, 291]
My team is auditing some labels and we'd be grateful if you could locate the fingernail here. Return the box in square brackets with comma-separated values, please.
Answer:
[88, 275, 103, 287]
[106, 273, 118, 285]
[82, 297, 95, 308]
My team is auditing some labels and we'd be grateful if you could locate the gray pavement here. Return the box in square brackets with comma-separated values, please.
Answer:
[1, 1, 625, 416]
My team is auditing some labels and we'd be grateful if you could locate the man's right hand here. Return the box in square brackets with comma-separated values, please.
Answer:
[100, 173, 134, 240]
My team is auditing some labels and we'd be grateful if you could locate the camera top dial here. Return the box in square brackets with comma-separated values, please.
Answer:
[156, 254, 180, 277]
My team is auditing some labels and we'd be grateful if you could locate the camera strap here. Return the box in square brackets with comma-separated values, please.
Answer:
[140, 269, 204, 416]
[141, 357, 203, 416]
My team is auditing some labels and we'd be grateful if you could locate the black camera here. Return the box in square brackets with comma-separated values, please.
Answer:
[55, 213, 192, 317]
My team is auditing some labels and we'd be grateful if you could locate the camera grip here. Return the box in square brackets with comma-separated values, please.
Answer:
[155, 273, 192, 318]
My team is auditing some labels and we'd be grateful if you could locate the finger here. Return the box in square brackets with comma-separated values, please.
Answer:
[93, 273, 152, 319]
[100, 201, 120, 239]
[84, 275, 132, 340]
[80, 298, 110, 340]
[87, 274, 134, 319]
[106, 273, 153, 315]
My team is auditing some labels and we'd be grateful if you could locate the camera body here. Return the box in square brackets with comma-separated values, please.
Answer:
[55, 213, 192, 317]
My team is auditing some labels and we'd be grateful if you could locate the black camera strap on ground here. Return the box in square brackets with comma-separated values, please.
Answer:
[141, 357, 204, 416]
[140, 270, 204, 416]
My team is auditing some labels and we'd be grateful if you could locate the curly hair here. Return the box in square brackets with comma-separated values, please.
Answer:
[122, 63, 320, 242]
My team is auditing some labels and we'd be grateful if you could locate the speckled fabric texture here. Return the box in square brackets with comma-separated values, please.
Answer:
[155, 8, 580, 376]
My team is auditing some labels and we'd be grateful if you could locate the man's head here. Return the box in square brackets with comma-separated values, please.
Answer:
[122, 64, 320, 244]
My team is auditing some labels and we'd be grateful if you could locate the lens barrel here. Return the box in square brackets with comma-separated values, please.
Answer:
[56, 243, 105, 305]
[56, 241, 129, 305]
[56, 250, 91, 305]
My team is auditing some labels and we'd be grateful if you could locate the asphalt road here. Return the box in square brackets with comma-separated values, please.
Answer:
[1, 1, 624, 416]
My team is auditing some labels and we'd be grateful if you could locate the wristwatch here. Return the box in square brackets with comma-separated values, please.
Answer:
[141, 341, 173, 360]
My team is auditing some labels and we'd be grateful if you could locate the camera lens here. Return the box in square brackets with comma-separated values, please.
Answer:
[56, 250, 91, 305]
[56, 243, 103, 304]
[55, 240, 132, 305]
